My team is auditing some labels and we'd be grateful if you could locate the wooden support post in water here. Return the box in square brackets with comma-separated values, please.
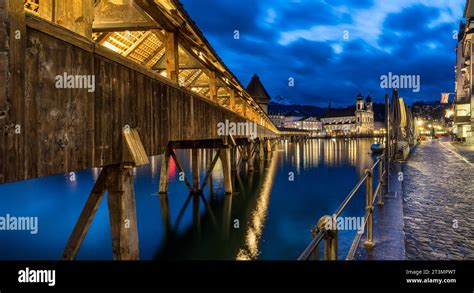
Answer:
[266, 139, 272, 153]
[106, 163, 139, 260]
[191, 148, 201, 193]
[62, 129, 148, 260]
[219, 147, 233, 194]
[62, 168, 108, 260]
[192, 194, 201, 237]
[259, 140, 264, 161]
[169, 149, 193, 192]
[159, 146, 171, 194]
[230, 146, 237, 172]
[247, 143, 254, 172]
[201, 149, 219, 191]
[159, 194, 172, 240]
[364, 169, 374, 249]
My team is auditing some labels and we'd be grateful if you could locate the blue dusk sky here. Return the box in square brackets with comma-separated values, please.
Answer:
[180, 0, 465, 107]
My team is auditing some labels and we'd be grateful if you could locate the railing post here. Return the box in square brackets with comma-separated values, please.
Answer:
[317, 215, 338, 260]
[364, 169, 374, 249]
[310, 226, 319, 260]
[378, 158, 384, 206]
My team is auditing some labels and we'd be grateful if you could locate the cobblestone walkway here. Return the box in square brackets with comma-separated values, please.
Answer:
[403, 139, 474, 260]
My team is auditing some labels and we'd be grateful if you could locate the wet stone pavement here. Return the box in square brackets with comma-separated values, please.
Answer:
[402, 139, 474, 260]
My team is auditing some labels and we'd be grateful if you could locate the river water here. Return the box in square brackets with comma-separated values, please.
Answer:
[0, 138, 382, 260]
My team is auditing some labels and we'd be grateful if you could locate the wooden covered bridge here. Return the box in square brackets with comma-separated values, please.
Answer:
[0, 0, 306, 260]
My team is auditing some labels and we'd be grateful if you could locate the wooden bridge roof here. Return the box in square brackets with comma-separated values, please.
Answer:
[24, 0, 274, 130]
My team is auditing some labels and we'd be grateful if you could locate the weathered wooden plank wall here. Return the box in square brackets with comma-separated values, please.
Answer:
[0, 0, 26, 184]
[0, 17, 276, 184]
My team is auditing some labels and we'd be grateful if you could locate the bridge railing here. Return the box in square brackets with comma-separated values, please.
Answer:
[298, 152, 387, 261]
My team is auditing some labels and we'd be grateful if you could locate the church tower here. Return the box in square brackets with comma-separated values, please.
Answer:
[366, 95, 374, 133]
[366, 95, 373, 112]
[246, 74, 271, 113]
[355, 93, 365, 133]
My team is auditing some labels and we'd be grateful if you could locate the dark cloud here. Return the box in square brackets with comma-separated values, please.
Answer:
[383, 5, 439, 32]
[180, 0, 461, 107]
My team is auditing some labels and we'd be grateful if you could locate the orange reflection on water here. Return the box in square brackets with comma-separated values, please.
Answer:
[236, 154, 278, 260]
[290, 139, 374, 175]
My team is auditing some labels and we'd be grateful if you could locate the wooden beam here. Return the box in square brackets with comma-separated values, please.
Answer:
[207, 70, 217, 102]
[39, 0, 54, 21]
[151, 28, 165, 41]
[106, 164, 139, 260]
[165, 31, 179, 82]
[95, 32, 112, 45]
[143, 43, 165, 66]
[230, 146, 237, 171]
[266, 139, 272, 153]
[55, 0, 94, 38]
[93, 22, 159, 33]
[62, 167, 108, 260]
[133, 0, 176, 32]
[169, 149, 193, 191]
[123, 31, 151, 57]
[151, 53, 166, 70]
[183, 69, 199, 83]
[26, 14, 94, 52]
[242, 98, 247, 117]
[177, 34, 216, 71]
[159, 146, 171, 194]
[159, 194, 172, 240]
[122, 128, 150, 166]
[247, 143, 254, 172]
[191, 149, 200, 192]
[192, 194, 201, 235]
[168, 139, 232, 149]
[219, 148, 233, 194]
[229, 88, 235, 111]
[200, 150, 220, 190]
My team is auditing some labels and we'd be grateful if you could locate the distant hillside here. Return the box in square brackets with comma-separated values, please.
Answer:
[268, 102, 326, 117]
[269, 101, 386, 122]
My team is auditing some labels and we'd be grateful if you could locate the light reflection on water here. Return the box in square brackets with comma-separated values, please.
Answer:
[0, 138, 382, 260]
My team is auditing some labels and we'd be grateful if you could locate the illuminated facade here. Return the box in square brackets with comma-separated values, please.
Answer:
[454, 1, 474, 143]
[321, 94, 374, 135]
[284, 117, 323, 134]
[268, 113, 285, 128]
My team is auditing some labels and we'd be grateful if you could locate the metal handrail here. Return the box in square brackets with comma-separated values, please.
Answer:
[297, 231, 325, 261]
[298, 152, 388, 261]
[346, 209, 370, 260]
[334, 173, 368, 218]
[370, 157, 382, 171]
